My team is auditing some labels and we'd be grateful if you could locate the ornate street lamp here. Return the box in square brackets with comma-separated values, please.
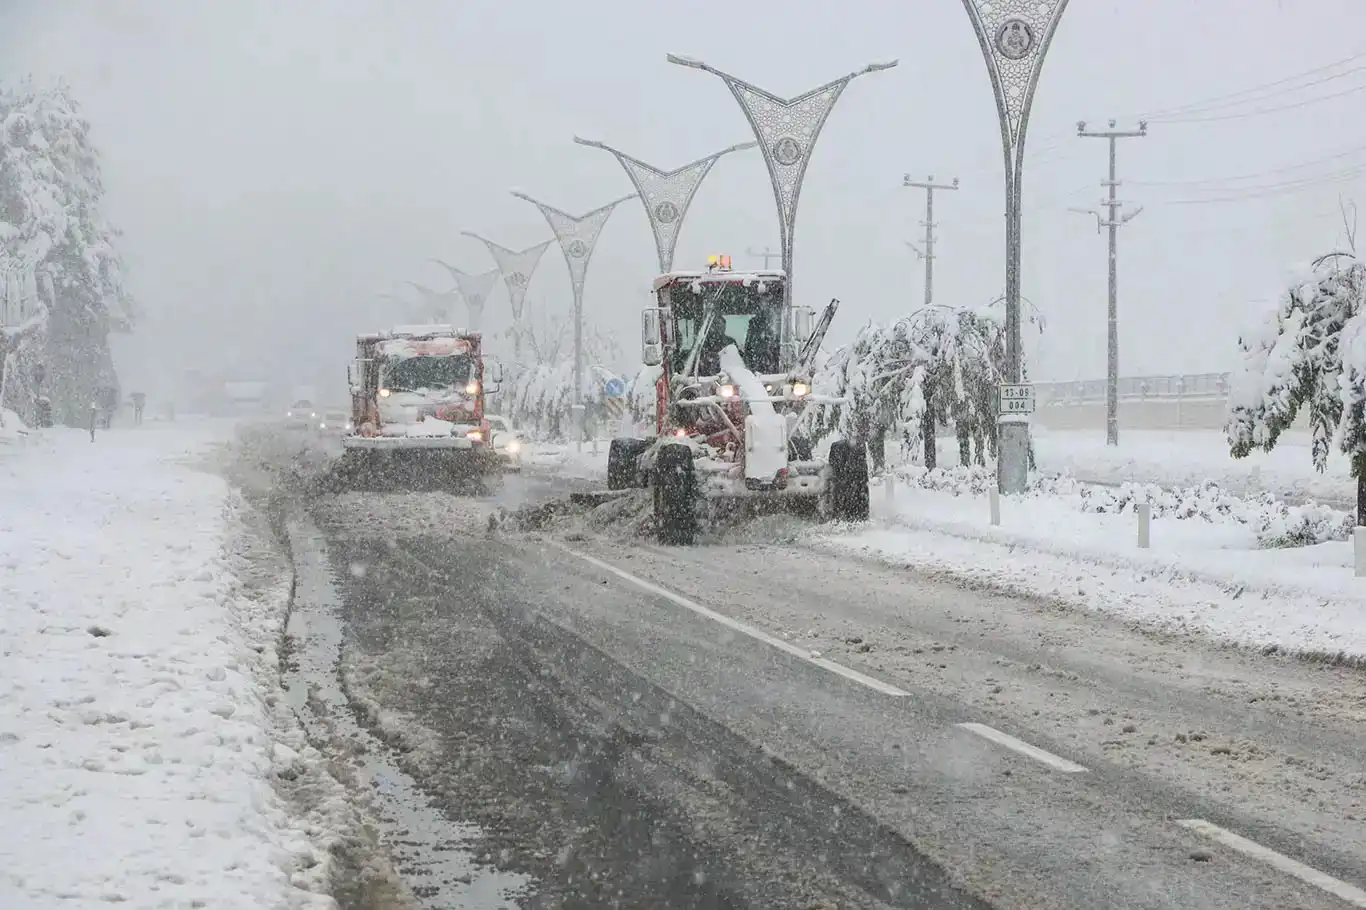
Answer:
[511, 191, 635, 445]
[572, 137, 756, 273]
[958, 0, 1071, 493]
[665, 53, 897, 314]
[461, 234, 554, 360]
[431, 260, 501, 333]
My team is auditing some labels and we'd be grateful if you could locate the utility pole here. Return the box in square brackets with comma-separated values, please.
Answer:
[902, 175, 959, 307]
[1073, 118, 1147, 447]
[746, 246, 782, 269]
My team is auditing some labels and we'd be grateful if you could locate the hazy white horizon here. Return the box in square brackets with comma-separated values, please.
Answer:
[2, 0, 1362, 395]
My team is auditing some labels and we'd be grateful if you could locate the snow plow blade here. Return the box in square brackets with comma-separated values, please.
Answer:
[568, 490, 632, 508]
[326, 443, 500, 493]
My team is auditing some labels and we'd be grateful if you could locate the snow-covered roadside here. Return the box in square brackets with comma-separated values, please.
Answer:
[521, 441, 609, 480]
[812, 466, 1366, 663]
[1028, 427, 1355, 504]
[0, 424, 341, 909]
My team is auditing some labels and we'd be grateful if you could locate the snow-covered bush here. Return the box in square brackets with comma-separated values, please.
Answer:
[1227, 253, 1366, 521]
[887, 464, 1352, 549]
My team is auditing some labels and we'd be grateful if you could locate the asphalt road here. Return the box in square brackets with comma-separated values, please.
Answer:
[249, 425, 1366, 909]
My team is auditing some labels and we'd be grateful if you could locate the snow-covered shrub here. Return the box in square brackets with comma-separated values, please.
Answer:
[885, 464, 1352, 549]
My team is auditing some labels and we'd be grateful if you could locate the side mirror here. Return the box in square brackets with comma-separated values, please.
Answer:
[347, 362, 358, 390]
[484, 358, 504, 391]
[642, 308, 663, 367]
[793, 306, 815, 343]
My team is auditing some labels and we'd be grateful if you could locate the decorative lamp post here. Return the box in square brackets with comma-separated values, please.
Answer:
[431, 261, 501, 333]
[572, 137, 757, 273]
[401, 282, 458, 324]
[461, 234, 554, 360]
[511, 190, 635, 448]
[958, 0, 1072, 493]
[664, 53, 897, 315]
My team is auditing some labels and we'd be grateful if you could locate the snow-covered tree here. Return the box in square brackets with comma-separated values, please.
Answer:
[802, 305, 1007, 471]
[1227, 253, 1366, 521]
[0, 80, 132, 425]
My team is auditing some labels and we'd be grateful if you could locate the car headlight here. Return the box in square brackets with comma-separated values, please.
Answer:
[507, 439, 521, 454]
[319, 422, 326, 429]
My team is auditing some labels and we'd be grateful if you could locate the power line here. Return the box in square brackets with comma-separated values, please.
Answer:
[1149, 81, 1366, 124]
[1127, 141, 1366, 188]
[1137, 57, 1366, 120]
[1160, 165, 1366, 205]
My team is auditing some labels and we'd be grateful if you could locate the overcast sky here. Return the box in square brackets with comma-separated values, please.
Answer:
[2, 0, 1363, 393]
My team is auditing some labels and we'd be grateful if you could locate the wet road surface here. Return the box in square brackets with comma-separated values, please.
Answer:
[248, 428, 1366, 909]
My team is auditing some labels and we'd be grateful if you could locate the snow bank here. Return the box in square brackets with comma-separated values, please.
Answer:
[0, 425, 336, 909]
[0, 407, 30, 448]
[818, 465, 1366, 661]
[900, 464, 1353, 548]
[1028, 427, 1357, 506]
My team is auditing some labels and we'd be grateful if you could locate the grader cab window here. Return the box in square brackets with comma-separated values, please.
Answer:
[668, 280, 783, 376]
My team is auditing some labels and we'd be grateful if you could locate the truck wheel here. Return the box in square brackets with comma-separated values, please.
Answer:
[653, 443, 698, 545]
[826, 439, 870, 522]
[607, 438, 647, 490]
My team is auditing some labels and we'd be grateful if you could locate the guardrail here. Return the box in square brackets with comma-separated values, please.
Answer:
[1035, 372, 1230, 406]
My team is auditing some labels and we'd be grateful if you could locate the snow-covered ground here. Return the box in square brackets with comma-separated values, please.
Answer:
[522, 439, 613, 481]
[527, 429, 1366, 661]
[814, 464, 1366, 662]
[0, 421, 338, 909]
[1029, 426, 1353, 505]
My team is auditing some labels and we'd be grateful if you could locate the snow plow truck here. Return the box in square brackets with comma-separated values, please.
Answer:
[339, 325, 504, 489]
[607, 255, 869, 544]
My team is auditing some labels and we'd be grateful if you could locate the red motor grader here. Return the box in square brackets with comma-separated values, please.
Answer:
[607, 256, 869, 544]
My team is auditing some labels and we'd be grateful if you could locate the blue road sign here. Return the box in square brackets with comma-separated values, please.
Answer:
[604, 378, 626, 397]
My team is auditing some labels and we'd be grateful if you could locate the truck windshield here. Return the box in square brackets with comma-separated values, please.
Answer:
[382, 354, 473, 392]
[668, 280, 783, 376]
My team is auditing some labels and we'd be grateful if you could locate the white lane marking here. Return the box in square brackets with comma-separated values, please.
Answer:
[549, 541, 909, 698]
[1176, 819, 1366, 907]
[956, 722, 1088, 773]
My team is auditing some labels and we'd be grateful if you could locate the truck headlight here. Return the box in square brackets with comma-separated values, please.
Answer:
[465, 381, 479, 395]
[378, 388, 391, 398]
[718, 384, 736, 399]
[507, 439, 521, 454]
[466, 429, 483, 442]
[790, 382, 809, 398]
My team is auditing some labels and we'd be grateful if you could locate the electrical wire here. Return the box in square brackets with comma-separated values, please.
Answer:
[1148, 82, 1366, 124]
[1161, 168, 1366, 205]
[1127, 142, 1366, 187]
[1135, 54, 1366, 120]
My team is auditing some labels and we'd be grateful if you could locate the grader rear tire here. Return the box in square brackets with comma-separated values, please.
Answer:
[653, 443, 698, 545]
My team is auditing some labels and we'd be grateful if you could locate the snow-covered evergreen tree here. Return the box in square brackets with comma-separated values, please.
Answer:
[0, 80, 132, 425]
[1227, 253, 1366, 520]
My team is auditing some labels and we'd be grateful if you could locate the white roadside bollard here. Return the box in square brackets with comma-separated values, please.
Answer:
[1354, 527, 1366, 578]
[989, 487, 1001, 527]
[884, 473, 896, 503]
[1137, 502, 1151, 549]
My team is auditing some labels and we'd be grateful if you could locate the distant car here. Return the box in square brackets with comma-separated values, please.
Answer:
[284, 399, 317, 430]
[316, 409, 351, 435]
[486, 414, 527, 470]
